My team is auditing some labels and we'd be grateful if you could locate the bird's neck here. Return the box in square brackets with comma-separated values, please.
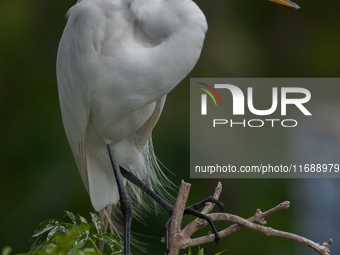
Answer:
[125, 0, 208, 106]
[151, 25, 206, 90]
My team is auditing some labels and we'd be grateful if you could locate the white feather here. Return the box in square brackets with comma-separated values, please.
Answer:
[57, 0, 207, 228]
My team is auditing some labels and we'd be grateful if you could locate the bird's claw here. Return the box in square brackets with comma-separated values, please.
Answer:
[215, 234, 220, 245]
[164, 196, 224, 253]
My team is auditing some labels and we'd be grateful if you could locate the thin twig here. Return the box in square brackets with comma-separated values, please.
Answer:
[187, 200, 290, 240]
[164, 182, 332, 255]
[201, 181, 222, 214]
[187, 212, 332, 255]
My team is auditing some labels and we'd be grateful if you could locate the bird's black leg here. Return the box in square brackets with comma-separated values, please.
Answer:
[107, 143, 132, 255]
[120, 167, 173, 215]
[162, 198, 223, 254]
[120, 167, 224, 253]
[187, 196, 224, 213]
[164, 216, 172, 253]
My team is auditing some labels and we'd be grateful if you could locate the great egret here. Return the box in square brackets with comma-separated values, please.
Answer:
[57, 0, 299, 254]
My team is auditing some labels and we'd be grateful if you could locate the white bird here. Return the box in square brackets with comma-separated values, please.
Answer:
[56, 0, 299, 253]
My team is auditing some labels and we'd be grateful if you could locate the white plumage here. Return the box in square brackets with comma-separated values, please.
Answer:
[57, 0, 207, 212]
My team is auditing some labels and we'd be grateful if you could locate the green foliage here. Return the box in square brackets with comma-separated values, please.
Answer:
[2, 211, 123, 255]
[2, 211, 228, 255]
[213, 250, 227, 255]
[182, 247, 226, 255]
[1, 247, 12, 255]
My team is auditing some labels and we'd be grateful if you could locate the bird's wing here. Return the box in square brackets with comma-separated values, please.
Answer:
[136, 95, 167, 151]
[57, 0, 121, 192]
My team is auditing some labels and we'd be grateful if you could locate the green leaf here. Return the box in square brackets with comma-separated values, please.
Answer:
[46, 225, 68, 243]
[70, 236, 88, 251]
[111, 251, 124, 255]
[188, 247, 192, 255]
[1, 246, 12, 255]
[32, 219, 60, 237]
[78, 214, 88, 224]
[90, 212, 102, 234]
[29, 211, 121, 254]
[182, 247, 192, 255]
[46, 226, 59, 243]
[65, 211, 78, 224]
[76, 223, 91, 236]
[214, 250, 227, 255]
[95, 233, 123, 252]
[81, 248, 102, 255]
[30, 234, 47, 252]
[197, 246, 204, 255]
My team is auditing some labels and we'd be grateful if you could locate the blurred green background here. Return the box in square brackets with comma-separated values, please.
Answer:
[1, 0, 339, 254]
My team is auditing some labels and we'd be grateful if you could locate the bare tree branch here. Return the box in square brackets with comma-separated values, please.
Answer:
[163, 181, 332, 255]
[167, 180, 191, 255]
[187, 200, 291, 244]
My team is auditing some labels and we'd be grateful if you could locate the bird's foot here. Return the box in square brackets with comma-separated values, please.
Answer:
[164, 196, 224, 254]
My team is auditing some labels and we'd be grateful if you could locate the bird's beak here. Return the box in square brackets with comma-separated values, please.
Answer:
[269, 0, 300, 9]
